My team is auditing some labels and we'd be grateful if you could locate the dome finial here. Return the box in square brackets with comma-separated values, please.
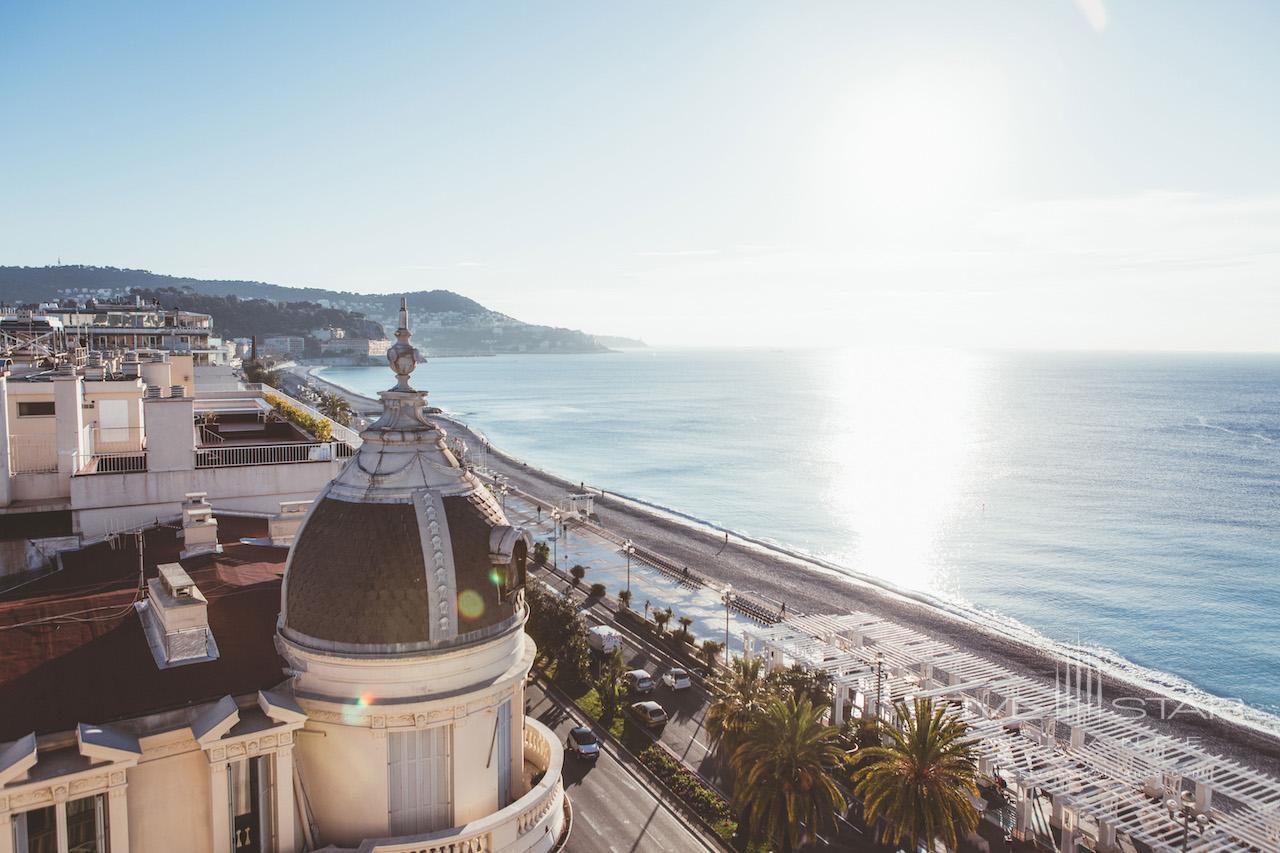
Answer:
[386, 296, 418, 392]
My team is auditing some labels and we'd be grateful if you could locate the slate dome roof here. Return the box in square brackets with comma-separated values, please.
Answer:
[279, 301, 530, 655]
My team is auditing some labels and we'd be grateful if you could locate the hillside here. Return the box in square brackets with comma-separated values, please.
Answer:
[0, 265, 627, 355]
[130, 287, 384, 341]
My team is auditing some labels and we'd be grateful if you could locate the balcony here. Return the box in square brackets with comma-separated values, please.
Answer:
[8, 435, 58, 475]
[351, 719, 568, 853]
[195, 441, 351, 468]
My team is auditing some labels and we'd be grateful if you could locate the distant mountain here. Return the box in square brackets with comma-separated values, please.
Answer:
[0, 265, 616, 355]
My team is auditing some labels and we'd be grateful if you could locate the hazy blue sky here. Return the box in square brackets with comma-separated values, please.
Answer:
[2, 1, 1278, 348]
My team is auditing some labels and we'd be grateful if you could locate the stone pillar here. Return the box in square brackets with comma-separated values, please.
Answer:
[53, 373, 85, 480]
[0, 810, 14, 853]
[1194, 779, 1212, 813]
[209, 759, 230, 853]
[276, 744, 298, 853]
[1098, 818, 1117, 852]
[108, 784, 131, 853]
[0, 371, 11, 508]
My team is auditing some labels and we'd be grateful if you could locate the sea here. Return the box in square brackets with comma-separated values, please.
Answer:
[319, 348, 1280, 730]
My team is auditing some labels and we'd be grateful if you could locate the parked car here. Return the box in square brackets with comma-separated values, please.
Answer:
[661, 667, 691, 691]
[586, 625, 621, 654]
[623, 669, 655, 695]
[628, 700, 669, 729]
[566, 726, 601, 760]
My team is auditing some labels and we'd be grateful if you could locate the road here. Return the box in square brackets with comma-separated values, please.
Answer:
[526, 681, 720, 853]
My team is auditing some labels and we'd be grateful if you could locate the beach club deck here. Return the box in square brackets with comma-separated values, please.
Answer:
[744, 613, 1280, 853]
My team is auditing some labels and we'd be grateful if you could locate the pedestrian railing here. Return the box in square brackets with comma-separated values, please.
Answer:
[195, 441, 338, 468]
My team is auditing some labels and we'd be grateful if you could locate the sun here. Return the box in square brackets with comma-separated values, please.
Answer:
[830, 64, 1009, 218]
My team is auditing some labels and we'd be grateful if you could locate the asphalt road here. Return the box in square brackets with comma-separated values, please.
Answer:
[525, 681, 719, 853]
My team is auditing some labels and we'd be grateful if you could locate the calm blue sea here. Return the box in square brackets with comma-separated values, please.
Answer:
[321, 349, 1280, 722]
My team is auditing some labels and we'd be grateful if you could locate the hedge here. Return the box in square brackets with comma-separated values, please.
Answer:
[265, 394, 333, 442]
[637, 744, 737, 840]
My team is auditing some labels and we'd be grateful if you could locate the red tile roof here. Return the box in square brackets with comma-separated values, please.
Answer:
[0, 517, 288, 741]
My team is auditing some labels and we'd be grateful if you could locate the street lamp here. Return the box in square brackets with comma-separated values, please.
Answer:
[721, 584, 736, 666]
[623, 539, 635, 596]
[550, 509, 561, 568]
[1166, 792, 1208, 852]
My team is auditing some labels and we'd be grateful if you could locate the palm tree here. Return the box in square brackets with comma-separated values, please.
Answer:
[730, 696, 848, 853]
[617, 589, 633, 610]
[596, 647, 627, 717]
[570, 564, 586, 586]
[653, 607, 672, 635]
[317, 391, 353, 426]
[705, 656, 768, 754]
[851, 697, 980, 851]
[676, 615, 694, 643]
[699, 639, 723, 671]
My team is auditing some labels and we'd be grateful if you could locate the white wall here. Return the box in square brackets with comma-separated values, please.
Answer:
[71, 459, 344, 539]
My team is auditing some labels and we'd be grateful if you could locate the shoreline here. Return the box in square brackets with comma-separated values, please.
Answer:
[306, 365, 1280, 774]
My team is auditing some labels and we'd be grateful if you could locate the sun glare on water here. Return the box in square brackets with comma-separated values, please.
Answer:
[823, 348, 982, 593]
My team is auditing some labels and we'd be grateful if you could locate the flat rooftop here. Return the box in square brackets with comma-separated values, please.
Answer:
[0, 516, 287, 741]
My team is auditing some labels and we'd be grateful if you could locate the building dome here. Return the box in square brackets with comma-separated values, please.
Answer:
[280, 299, 530, 655]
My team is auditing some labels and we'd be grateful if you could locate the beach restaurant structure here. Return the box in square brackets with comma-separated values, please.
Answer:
[0, 304, 567, 853]
[745, 613, 1280, 852]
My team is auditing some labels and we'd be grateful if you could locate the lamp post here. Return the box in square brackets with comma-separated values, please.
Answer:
[721, 584, 736, 666]
[623, 539, 634, 596]
[498, 482, 509, 512]
[1166, 792, 1207, 852]
[551, 509, 561, 568]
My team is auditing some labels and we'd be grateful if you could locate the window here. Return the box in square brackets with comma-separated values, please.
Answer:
[12, 794, 109, 853]
[17, 401, 55, 417]
[229, 756, 272, 853]
[388, 727, 452, 836]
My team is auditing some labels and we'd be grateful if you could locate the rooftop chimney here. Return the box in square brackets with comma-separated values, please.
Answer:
[137, 562, 219, 669]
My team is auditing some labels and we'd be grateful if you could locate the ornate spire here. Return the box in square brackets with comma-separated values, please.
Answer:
[386, 297, 419, 392]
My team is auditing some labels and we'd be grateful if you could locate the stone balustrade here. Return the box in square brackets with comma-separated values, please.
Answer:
[353, 718, 566, 853]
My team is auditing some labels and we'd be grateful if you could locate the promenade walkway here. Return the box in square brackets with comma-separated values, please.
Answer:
[502, 493, 773, 658]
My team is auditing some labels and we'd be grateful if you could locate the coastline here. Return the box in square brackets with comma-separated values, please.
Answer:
[306, 364, 1280, 774]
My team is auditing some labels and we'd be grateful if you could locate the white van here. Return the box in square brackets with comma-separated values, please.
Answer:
[586, 625, 621, 654]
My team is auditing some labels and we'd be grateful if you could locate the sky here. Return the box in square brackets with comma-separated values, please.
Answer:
[2, 1, 1279, 349]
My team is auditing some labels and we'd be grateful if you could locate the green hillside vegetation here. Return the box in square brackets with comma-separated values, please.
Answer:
[129, 287, 383, 340]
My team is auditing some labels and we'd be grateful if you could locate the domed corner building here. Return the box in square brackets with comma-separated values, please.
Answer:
[277, 300, 566, 851]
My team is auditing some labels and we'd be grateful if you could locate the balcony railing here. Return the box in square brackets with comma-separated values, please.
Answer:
[195, 441, 345, 468]
[356, 719, 566, 853]
[8, 435, 58, 474]
[76, 450, 147, 475]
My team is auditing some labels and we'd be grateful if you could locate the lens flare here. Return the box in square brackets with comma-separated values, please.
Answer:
[458, 589, 485, 619]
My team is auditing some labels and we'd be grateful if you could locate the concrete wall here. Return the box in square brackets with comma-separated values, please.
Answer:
[71, 459, 343, 539]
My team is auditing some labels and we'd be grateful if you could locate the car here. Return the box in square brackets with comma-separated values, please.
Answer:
[628, 700, 668, 728]
[623, 669, 655, 695]
[661, 667, 691, 691]
[565, 726, 601, 760]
